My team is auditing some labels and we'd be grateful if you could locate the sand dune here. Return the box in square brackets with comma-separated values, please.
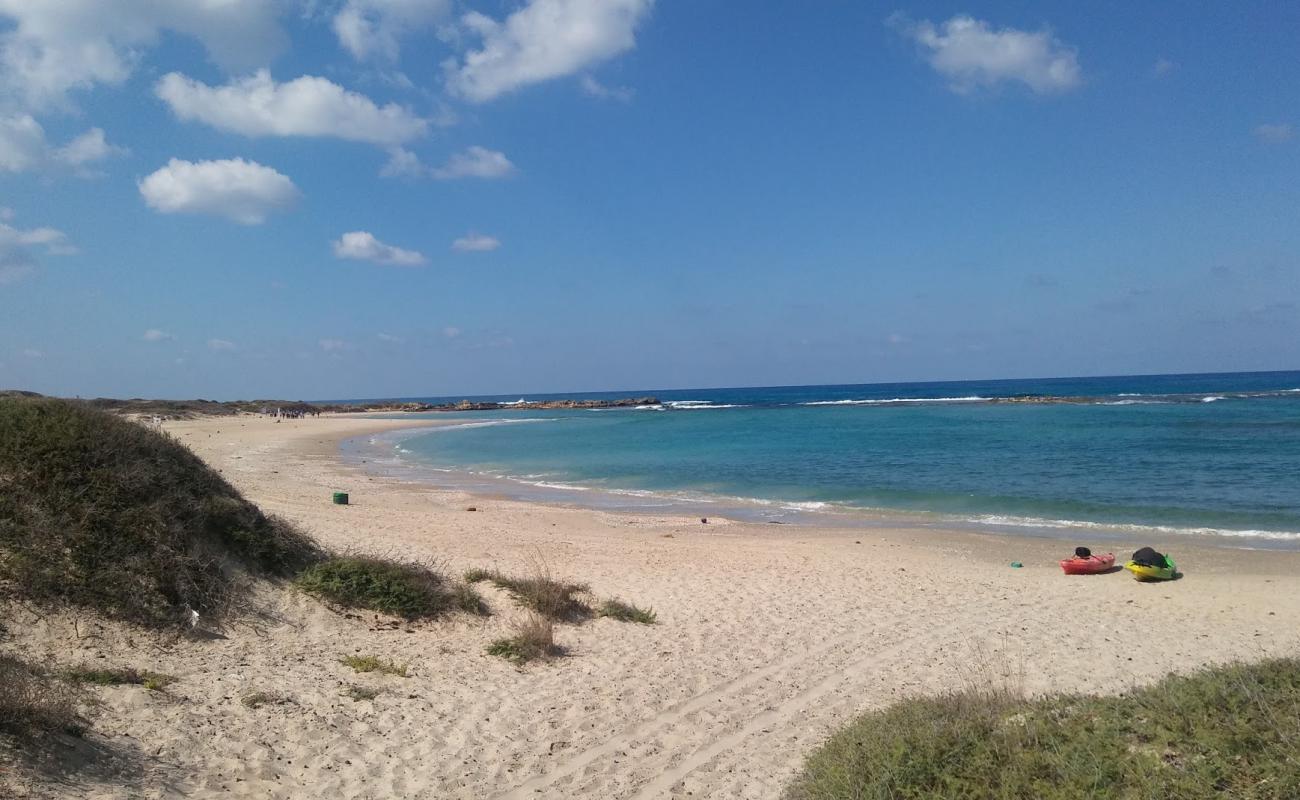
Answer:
[9, 414, 1300, 799]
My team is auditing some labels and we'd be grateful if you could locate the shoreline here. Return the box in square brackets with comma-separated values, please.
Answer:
[340, 413, 1300, 552]
[19, 412, 1294, 799]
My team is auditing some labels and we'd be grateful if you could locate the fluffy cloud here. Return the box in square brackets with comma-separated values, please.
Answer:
[332, 231, 426, 265]
[445, 0, 653, 103]
[156, 70, 428, 146]
[0, 1, 286, 110]
[207, 338, 237, 351]
[0, 217, 74, 285]
[1254, 123, 1294, 144]
[142, 328, 175, 342]
[451, 233, 500, 252]
[376, 332, 404, 343]
[334, 0, 451, 61]
[139, 158, 300, 225]
[442, 326, 461, 338]
[382, 145, 515, 180]
[0, 114, 123, 175]
[891, 14, 1082, 95]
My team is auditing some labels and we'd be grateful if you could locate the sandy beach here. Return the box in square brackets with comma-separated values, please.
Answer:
[9, 413, 1300, 799]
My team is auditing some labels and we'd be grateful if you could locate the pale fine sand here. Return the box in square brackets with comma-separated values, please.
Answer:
[10, 414, 1300, 799]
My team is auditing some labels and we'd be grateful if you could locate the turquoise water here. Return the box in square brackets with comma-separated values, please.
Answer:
[346, 372, 1300, 545]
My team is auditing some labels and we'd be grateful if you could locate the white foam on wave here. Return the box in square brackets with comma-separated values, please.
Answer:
[665, 400, 746, 409]
[1201, 396, 1225, 403]
[429, 417, 558, 431]
[523, 480, 591, 491]
[971, 514, 1300, 541]
[802, 396, 988, 406]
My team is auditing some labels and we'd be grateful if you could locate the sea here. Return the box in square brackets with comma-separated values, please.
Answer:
[339, 371, 1300, 549]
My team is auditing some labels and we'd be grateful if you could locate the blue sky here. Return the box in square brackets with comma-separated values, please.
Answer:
[1, 1, 1297, 400]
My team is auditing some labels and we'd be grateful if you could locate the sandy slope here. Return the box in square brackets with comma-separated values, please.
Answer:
[8, 414, 1300, 799]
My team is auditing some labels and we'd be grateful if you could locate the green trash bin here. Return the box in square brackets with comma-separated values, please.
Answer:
[332, 492, 349, 505]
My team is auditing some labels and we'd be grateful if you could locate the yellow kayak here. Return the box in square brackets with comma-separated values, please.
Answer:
[1123, 556, 1177, 581]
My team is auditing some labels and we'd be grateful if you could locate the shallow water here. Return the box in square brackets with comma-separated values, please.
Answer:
[343, 371, 1300, 547]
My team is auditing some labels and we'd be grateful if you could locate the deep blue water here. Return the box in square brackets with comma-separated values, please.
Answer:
[346, 372, 1300, 544]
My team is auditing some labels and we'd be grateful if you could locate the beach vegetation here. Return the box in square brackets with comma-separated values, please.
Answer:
[295, 555, 486, 620]
[597, 599, 657, 624]
[464, 566, 590, 621]
[0, 655, 84, 739]
[0, 397, 323, 629]
[240, 691, 286, 709]
[62, 666, 176, 691]
[343, 685, 381, 701]
[486, 614, 563, 665]
[340, 655, 408, 677]
[786, 657, 1300, 800]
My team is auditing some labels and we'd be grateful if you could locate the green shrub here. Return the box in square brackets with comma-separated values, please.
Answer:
[62, 666, 176, 691]
[0, 397, 323, 628]
[786, 658, 1300, 800]
[597, 599, 656, 624]
[340, 655, 407, 677]
[295, 556, 485, 620]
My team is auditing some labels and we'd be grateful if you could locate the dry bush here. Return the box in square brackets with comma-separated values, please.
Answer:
[0, 655, 82, 739]
[487, 613, 564, 665]
[465, 560, 590, 621]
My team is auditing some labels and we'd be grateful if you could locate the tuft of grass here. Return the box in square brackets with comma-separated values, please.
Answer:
[0, 397, 324, 629]
[0, 656, 83, 738]
[240, 691, 286, 709]
[463, 567, 496, 584]
[487, 614, 563, 665]
[295, 556, 486, 620]
[343, 685, 380, 702]
[597, 599, 657, 624]
[786, 657, 1300, 800]
[62, 666, 176, 691]
[464, 566, 590, 621]
[340, 655, 407, 677]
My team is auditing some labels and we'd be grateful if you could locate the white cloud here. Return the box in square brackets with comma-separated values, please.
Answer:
[886, 333, 908, 345]
[890, 14, 1082, 95]
[0, 114, 122, 175]
[442, 326, 461, 338]
[332, 231, 426, 265]
[445, 0, 653, 103]
[1254, 123, 1294, 144]
[1153, 58, 1176, 77]
[0, 217, 74, 285]
[431, 145, 515, 179]
[451, 232, 501, 252]
[333, 0, 451, 61]
[207, 338, 237, 351]
[0, 1, 287, 110]
[21, 348, 42, 358]
[139, 158, 300, 225]
[143, 328, 174, 342]
[377, 332, 404, 343]
[580, 74, 634, 102]
[381, 145, 516, 180]
[156, 70, 429, 146]
[319, 338, 353, 352]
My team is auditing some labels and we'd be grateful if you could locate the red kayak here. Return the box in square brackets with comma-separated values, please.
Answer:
[1059, 553, 1115, 575]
